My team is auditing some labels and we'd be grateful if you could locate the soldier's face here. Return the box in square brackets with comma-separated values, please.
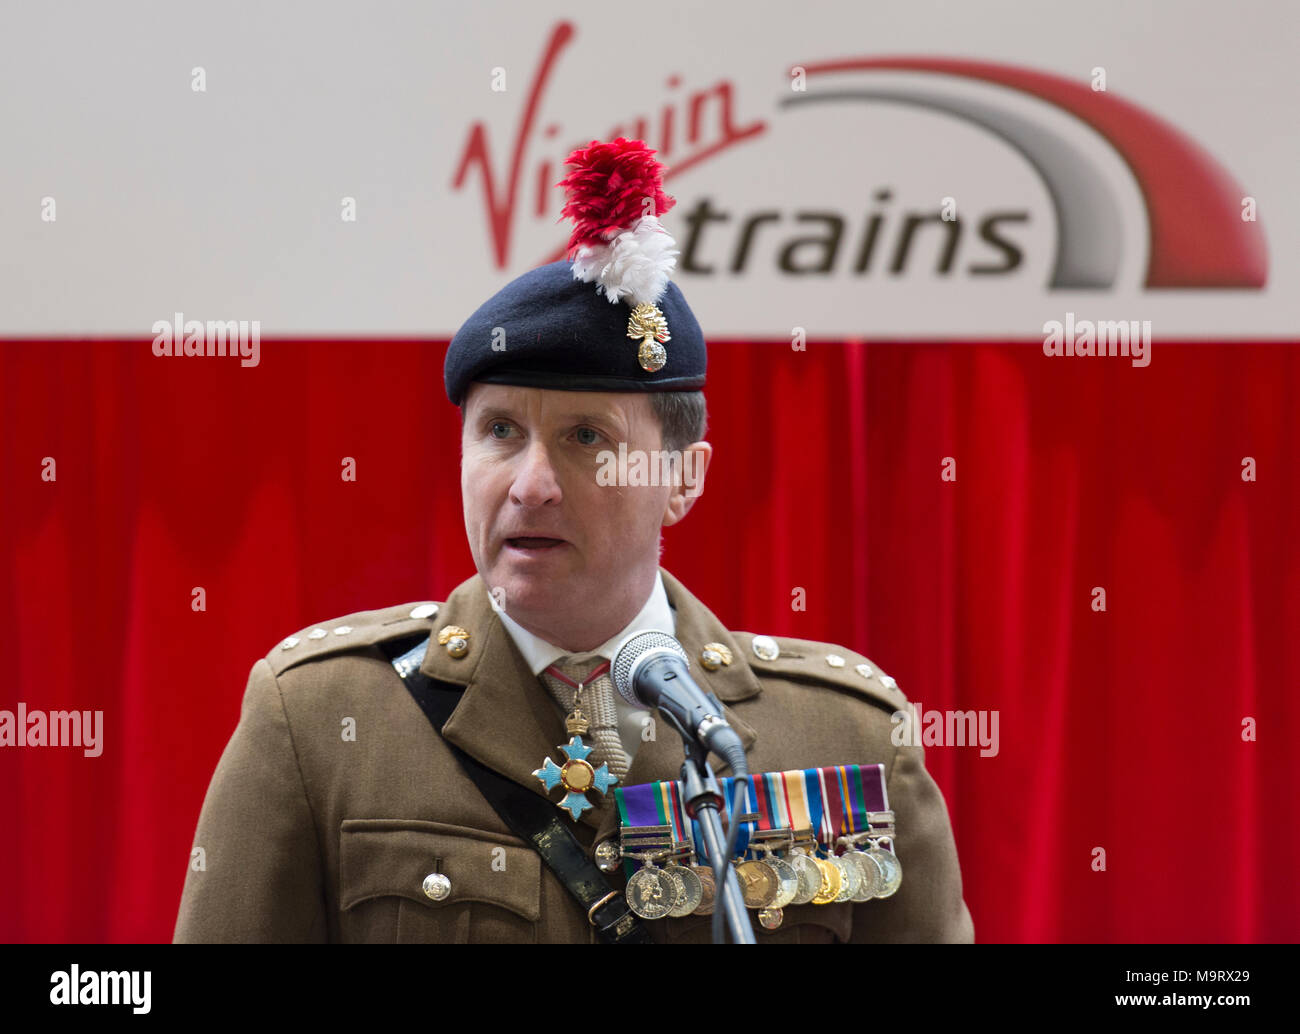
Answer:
[460, 383, 709, 643]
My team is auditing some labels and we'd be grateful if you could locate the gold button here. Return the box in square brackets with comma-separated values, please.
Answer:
[422, 873, 451, 901]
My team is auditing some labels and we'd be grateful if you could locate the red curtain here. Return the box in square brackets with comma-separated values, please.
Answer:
[1, 338, 1295, 942]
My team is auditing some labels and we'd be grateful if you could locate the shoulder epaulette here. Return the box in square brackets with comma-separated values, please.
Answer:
[731, 631, 909, 716]
[265, 600, 444, 677]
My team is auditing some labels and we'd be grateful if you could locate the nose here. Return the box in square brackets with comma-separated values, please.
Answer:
[508, 440, 562, 507]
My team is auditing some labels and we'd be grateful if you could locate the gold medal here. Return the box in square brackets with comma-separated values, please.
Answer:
[735, 859, 778, 909]
[691, 864, 716, 916]
[811, 856, 842, 904]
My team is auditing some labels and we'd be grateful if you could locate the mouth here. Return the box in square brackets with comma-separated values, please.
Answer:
[503, 536, 569, 554]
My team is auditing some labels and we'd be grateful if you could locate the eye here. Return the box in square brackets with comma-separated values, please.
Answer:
[489, 421, 515, 440]
[574, 427, 601, 446]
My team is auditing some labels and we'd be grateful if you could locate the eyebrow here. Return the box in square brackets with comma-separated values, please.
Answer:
[472, 405, 624, 428]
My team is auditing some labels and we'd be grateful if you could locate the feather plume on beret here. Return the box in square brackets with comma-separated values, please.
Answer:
[444, 137, 705, 406]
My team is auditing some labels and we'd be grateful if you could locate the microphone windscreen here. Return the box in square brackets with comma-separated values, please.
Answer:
[611, 629, 688, 706]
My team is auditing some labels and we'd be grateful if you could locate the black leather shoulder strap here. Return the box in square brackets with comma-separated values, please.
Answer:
[378, 634, 651, 945]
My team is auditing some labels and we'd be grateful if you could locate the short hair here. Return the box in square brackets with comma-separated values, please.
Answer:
[459, 389, 708, 454]
[649, 391, 707, 454]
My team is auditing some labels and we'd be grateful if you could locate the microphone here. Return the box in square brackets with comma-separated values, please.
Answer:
[611, 630, 748, 775]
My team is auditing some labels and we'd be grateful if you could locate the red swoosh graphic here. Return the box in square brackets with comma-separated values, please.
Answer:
[801, 57, 1267, 288]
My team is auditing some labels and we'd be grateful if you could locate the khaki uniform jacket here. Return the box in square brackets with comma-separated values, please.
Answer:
[173, 569, 974, 943]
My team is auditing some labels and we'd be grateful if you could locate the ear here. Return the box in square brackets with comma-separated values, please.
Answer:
[661, 441, 713, 527]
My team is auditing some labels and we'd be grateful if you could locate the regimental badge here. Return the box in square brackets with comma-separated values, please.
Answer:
[627, 302, 670, 372]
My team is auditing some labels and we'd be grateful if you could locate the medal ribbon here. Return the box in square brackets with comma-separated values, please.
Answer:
[750, 772, 775, 832]
[657, 779, 685, 845]
[781, 768, 812, 835]
[542, 659, 611, 689]
[615, 780, 666, 828]
[802, 768, 827, 855]
[840, 763, 887, 833]
[617, 763, 890, 860]
[718, 776, 753, 857]
[815, 766, 840, 851]
[821, 765, 845, 845]
[840, 764, 865, 835]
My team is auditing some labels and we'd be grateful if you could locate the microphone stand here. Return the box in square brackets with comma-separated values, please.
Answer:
[675, 725, 755, 944]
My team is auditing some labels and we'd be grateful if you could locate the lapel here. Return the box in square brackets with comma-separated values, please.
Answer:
[418, 568, 764, 841]
[418, 574, 569, 813]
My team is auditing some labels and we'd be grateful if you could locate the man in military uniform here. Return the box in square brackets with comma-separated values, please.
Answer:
[173, 139, 974, 944]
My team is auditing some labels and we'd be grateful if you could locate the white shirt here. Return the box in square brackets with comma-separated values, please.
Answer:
[493, 571, 675, 765]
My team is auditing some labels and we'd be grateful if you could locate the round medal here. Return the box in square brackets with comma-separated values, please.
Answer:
[735, 859, 778, 909]
[664, 863, 703, 917]
[833, 854, 861, 902]
[691, 864, 716, 916]
[811, 856, 842, 905]
[867, 847, 902, 898]
[594, 839, 621, 873]
[789, 852, 822, 905]
[765, 855, 800, 908]
[625, 865, 674, 919]
[660, 866, 687, 913]
[848, 850, 883, 901]
[757, 906, 784, 930]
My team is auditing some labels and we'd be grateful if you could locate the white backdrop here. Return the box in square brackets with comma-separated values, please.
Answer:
[0, 0, 1294, 338]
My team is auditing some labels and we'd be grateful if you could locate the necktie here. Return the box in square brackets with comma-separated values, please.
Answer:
[540, 652, 631, 782]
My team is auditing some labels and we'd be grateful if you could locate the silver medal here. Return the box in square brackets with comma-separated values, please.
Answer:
[832, 853, 862, 902]
[663, 863, 703, 917]
[625, 864, 674, 919]
[789, 852, 822, 906]
[866, 845, 902, 898]
[848, 850, 884, 901]
[765, 854, 800, 908]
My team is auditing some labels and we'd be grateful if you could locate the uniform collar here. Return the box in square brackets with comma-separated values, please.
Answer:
[495, 570, 675, 675]
[417, 567, 761, 834]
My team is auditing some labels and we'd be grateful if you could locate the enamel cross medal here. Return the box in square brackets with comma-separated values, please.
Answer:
[533, 663, 619, 820]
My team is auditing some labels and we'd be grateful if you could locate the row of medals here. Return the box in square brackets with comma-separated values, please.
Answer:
[601, 811, 902, 931]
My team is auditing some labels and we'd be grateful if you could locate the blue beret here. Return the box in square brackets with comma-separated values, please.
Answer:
[444, 259, 706, 406]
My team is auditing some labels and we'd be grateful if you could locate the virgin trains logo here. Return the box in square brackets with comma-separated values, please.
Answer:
[786, 57, 1266, 289]
[453, 24, 1267, 290]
